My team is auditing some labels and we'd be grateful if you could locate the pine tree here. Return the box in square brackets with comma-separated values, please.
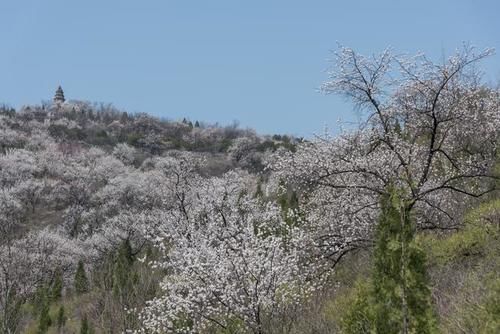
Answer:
[74, 260, 89, 294]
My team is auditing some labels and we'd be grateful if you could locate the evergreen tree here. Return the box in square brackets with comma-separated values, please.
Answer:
[113, 239, 135, 300]
[120, 111, 129, 123]
[56, 306, 66, 329]
[51, 269, 63, 302]
[74, 260, 90, 294]
[36, 287, 52, 334]
[371, 189, 436, 334]
[342, 188, 436, 334]
[80, 316, 91, 334]
[194, 120, 200, 128]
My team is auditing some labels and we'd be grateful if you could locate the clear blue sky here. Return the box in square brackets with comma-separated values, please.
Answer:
[1, 1, 499, 137]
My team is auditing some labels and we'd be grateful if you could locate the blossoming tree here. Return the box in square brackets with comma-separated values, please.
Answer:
[271, 45, 499, 333]
[137, 171, 315, 334]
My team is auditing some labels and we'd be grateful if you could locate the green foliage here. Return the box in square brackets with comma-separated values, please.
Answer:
[80, 316, 92, 334]
[338, 279, 373, 334]
[86, 128, 116, 146]
[417, 225, 489, 265]
[482, 278, 500, 333]
[371, 190, 436, 333]
[206, 316, 248, 334]
[0, 104, 16, 117]
[32, 286, 48, 317]
[126, 132, 143, 146]
[417, 199, 500, 266]
[113, 239, 135, 300]
[48, 124, 87, 141]
[56, 305, 66, 329]
[36, 288, 52, 334]
[419, 198, 500, 333]
[218, 138, 233, 153]
[342, 189, 437, 333]
[74, 260, 90, 295]
[255, 140, 277, 153]
[172, 312, 194, 332]
[69, 241, 162, 332]
[51, 269, 63, 302]
[449, 275, 500, 334]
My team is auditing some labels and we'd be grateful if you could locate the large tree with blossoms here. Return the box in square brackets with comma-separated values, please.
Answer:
[137, 171, 315, 334]
[272, 45, 500, 332]
[273, 45, 500, 262]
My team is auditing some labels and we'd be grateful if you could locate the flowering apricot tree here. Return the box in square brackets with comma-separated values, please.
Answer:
[137, 172, 315, 334]
[271, 45, 499, 334]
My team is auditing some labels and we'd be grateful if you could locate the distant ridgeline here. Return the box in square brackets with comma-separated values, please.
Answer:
[0, 86, 298, 171]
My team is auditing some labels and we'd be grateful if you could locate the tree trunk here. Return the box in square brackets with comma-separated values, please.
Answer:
[401, 206, 409, 334]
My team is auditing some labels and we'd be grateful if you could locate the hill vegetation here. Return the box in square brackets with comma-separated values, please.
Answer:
[1, 45, 499, 334]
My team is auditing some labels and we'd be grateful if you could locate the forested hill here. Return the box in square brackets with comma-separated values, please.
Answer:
[1, 45, 500, 334]
[0, 100, 298, 173]
[0, 97, 302, 333]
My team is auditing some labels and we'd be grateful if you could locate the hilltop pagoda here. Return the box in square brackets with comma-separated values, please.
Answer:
[53, 86, 65, 104]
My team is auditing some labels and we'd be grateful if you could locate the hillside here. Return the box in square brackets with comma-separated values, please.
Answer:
[0, 93, 301, 333]
[1, 46, 500, 334]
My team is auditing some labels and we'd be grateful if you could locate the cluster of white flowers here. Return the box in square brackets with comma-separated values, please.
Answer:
[271, 45, 500, 266]
[137, 172, 317, 333]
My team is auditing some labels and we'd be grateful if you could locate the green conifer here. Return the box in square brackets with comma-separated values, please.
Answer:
[371, 189, 436, 333]
[56, 305, 66, 329]
[36, 288, 52, 334]
[342, 188, 437, 334]
[51, 269, 63, 302]
[113, 239, 134, 299]
[80, 316, 91, 334]
[74, 260, 89, 294]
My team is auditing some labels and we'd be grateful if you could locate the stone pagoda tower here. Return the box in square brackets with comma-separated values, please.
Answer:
[53, 86, 65, 104]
